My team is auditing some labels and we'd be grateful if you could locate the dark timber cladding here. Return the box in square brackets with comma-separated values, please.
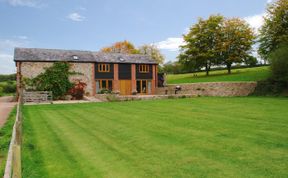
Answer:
[136, 64, 153, 79]
[119, 64, 131, 79]
[94, 63, 114, 79]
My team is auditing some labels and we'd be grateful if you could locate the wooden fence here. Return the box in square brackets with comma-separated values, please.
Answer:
[3, 93, 23, 178]
[23, 91, 52, 104]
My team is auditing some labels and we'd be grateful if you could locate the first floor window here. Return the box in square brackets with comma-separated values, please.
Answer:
[96, 80, 113, 93]
[139, 64, 149, 73]
[98, 64, 110, 72]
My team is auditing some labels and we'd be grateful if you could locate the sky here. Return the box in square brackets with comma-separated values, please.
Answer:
[0, 0, 272, 74]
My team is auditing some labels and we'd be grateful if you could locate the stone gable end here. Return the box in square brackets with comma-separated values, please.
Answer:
[20, 62, 94, 95]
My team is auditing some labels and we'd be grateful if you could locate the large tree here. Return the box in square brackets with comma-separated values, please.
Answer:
[139, 45, 165, 64]
[179, 15, 255, 75]
[217, 18, 255, 74]
[258, 0, 288, 60]
[101, 40, 140, 54]
[179, 15, 224, 75]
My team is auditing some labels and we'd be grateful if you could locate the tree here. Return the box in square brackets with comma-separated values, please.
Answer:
[258, 0, 288, 60]
[101, 40, 140, 54]
[162, 61, 184, 74]
[217, 18, 255, 73]
[179, 15, 224, 75]
[244, 55, 258, 67]
[269, 43, 288, 82]
[139, 44, 165, 64]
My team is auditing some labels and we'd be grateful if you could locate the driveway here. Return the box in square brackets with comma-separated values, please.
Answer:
[0, 96, 17, 127]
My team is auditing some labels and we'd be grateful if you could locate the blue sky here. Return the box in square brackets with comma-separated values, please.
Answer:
[0, 0, 271, 74]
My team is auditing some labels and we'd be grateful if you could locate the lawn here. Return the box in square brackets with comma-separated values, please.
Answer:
[167, 66, 270, 84]
[22, 97, 288, 178]
[0, 109, 16, 176]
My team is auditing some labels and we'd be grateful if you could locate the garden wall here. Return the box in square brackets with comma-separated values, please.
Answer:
[156, 82, 257, 96]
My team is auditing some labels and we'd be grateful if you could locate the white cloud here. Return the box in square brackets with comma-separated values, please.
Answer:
[244, 13, 266, 33]
[0, 54, 15, 74]
[5, 0, 43, 7]
[67, 12, 86, 22]
[267, 0, 273, 3]
[0, 38, 29, 74]
[153, 37, 185, 51]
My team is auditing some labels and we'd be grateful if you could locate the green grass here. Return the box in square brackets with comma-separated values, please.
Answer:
[167, 66, 270, 84]
[22, 97, 288, 178]
[0, 109, 16, 176]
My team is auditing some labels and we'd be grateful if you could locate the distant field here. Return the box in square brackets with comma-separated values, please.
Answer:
[167, 66, 270, 84]
[22, 97, 288, 178]
[0, 81, 16, 97]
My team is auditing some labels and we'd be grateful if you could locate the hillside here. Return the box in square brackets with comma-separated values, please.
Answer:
[167, 66, 270, 84]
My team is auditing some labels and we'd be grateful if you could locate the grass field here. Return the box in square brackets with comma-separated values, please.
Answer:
[22, 97, 288, 178]
[0, 109, 16, 176]
[167, 66, 270, 84]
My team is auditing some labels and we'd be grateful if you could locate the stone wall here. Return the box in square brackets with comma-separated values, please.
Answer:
[156, 82, 257, 97]
[20, 62, 94, 96]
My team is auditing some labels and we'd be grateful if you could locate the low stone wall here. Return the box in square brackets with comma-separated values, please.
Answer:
[156, 82, 257, 97]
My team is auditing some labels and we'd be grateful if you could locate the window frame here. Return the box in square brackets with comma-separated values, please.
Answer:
[139, 64, 149, 73]
[96, 79, 113, 92]
[137, 80, 148, 94]
[98, 64, 110, 72]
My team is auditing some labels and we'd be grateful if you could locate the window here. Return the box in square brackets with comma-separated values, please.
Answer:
[98, 64, 110, 72]
[139, 64, 149, 73]
[137, 80, 148, 94]
[96, 80, 113, 92]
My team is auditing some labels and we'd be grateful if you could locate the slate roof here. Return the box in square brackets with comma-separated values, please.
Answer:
[14, 48, 158, 64]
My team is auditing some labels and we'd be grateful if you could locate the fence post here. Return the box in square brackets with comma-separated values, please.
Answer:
[12, 145, 21, 178]
[3, 89, 23, 178]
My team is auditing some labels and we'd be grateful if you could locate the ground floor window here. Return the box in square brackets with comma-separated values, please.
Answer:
[137, 80, 151, 94]
[96, 80, 113, 93]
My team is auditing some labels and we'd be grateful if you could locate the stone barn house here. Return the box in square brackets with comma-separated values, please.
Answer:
[14, 48, 158, 96]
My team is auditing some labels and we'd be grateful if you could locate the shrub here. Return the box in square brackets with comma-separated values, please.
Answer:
[27, 62, 75, 100]
[98, 89, 112, 94]
[269, 44, 288, 82]
[69, 80, 87, 100]
[253, 44, 288, 96]
[0, 87, 3, 97]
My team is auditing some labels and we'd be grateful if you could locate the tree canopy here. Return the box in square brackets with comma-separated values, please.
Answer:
[258, 0, 288, 60]
[139, 45, 165, 64]
[179, 15, 255, 74]
[179, 15, 224, 75]
[101, 40, 165, 64]
[101, 40, 140, 54]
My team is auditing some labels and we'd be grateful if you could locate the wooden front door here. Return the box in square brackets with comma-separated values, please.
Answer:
[119, 80, 131, 95]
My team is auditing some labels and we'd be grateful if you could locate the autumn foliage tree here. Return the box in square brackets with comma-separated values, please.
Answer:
[217, 18, 255, 74]
[101, 40, 165, 65]
[101, 40, 140, 54]
[179, 15, 224, 75]
[139, 44, 165, 64]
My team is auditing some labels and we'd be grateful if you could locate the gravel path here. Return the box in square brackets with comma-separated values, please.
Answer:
[0, 96, 17, 127]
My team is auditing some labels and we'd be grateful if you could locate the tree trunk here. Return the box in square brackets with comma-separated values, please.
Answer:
[227, 63, 232, 74]
[205, 63, 210, 76]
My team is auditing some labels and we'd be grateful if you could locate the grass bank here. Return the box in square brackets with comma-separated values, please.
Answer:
[167, 66, 270, 84]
